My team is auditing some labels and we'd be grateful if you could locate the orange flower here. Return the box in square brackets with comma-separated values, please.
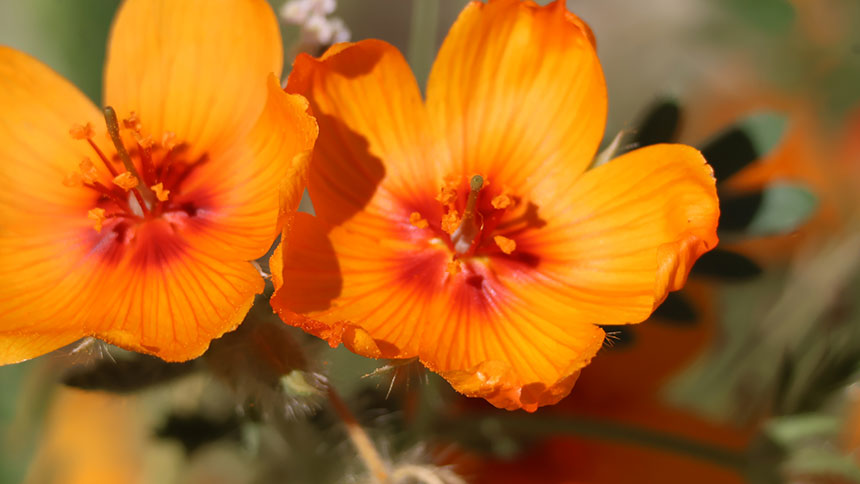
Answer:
[271, 0, 719, 411]
[26, 388, 144, 484]
[0, 0, 317, 364]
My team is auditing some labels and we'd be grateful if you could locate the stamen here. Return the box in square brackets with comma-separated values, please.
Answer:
[161, 132, 178, 151]
[69, 123, 95, 140]
[491, 193, 512, 210]
[122, 112, 142, 132]
[446, 258, 462, 276]
[493, 235, 516, 255]
[87, 139, 120, 178]
[88, 208, 107, 232]
[436, 187, 457, 205]
[104, 106, 156, 207]
[441, 210, 460, 235]
[151, 183, 170, 202]
[409, 212, 428, 229]
[63, 172, 82, 187]
[84, 181, 131, 209]
[113, 171, 139, 191]
[78, 158, 99, 184]
[135, 135, 157, 185]
[436, 177, 458, 205]
[122, 113, 157, 185]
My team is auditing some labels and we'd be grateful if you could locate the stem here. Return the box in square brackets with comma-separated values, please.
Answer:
[327, 385, 389, 483]
[407, 0, 439, 93]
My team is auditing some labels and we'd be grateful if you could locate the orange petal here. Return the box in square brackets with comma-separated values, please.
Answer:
[285, 39, 445, 227]
[426, 0, 606, 199]
[179, 75, 318, 260]
[94, 219, 264, 362]
[418, 259, 606, 411]
[0, 47, 103, 218]
[518, 144, 719, 326]
[270, 211, 446, 359]
[0, 48, 112, 363]
[104, 0, 283, 154]
[0, 332, 83, 366]
[27, 389, 144, 484]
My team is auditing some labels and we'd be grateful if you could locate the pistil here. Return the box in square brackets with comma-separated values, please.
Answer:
[451, 175, 484, 254]
[104, 106, 157, 210]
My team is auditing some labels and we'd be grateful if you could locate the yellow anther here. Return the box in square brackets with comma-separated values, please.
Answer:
[494, 235, 517, 255]
[436, 186, 457, 206]
[78, 158, 98, 184]
[63, 171, 83, 187]
[409, 211, 428, 229]
[446, 259, 462, 276]
[122, 112, 142, 132]
[133, 132, 154, 149]
[113, 171, 139, 191]
[441, 210, 461, 235]
[161, 132, 178, 150]
[151, 183, 170, 202]
[491, 193, 513, 210]
[88, 208, 107, 232]
[69, 123, 95, 140]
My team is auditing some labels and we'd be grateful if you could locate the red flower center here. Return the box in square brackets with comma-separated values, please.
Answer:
[408, 174, 546, 274]
[67, 107, 208, 232]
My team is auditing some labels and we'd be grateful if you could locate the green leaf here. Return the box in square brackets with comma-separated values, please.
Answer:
[700, 111, 788, 183]
[632, 99, 681, 148]
[765, 414, 840, 447]
[740, 112, 790, 159]
[785, 448, 860, 483]
[722, 0, 795, 35]
[746, 182, 818, 236]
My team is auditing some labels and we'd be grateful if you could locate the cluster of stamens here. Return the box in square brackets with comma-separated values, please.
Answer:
[65, 107, 206, 233]
[409, 175, 522, 275]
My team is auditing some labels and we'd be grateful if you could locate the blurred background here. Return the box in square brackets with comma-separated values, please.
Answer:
[2, 0, 860, 483]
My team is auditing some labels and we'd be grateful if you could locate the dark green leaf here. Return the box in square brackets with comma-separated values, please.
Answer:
[632, 99, 681, 148]
[156, 412, 242, 455]
[701, 112, 788, 183]
[62, 354, 196, 393]
[701, 128, 759, 183]
[691, 249, 762, 280]
[718, 189, 764, 233]
[653, 292, 699, 325]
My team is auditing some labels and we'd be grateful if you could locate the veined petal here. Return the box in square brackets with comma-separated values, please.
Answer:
[94, 220, 264, 362]
[3, 217, 263, 363]
[518, 144, 719, 326]
[270, 211, 443, 359]
[104, 0, 283, 155]
[0, 333, 83, 366]
[426, 0, 606, 199]
[179, 75, 318, 260]
[419, 260, 606, 411]
[0, 47, 104, 219]
[0, 47, 112, 363]
[285, 39, 444, 227]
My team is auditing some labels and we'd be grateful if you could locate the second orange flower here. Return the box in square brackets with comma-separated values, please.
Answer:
[271, 0, 720, 411]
